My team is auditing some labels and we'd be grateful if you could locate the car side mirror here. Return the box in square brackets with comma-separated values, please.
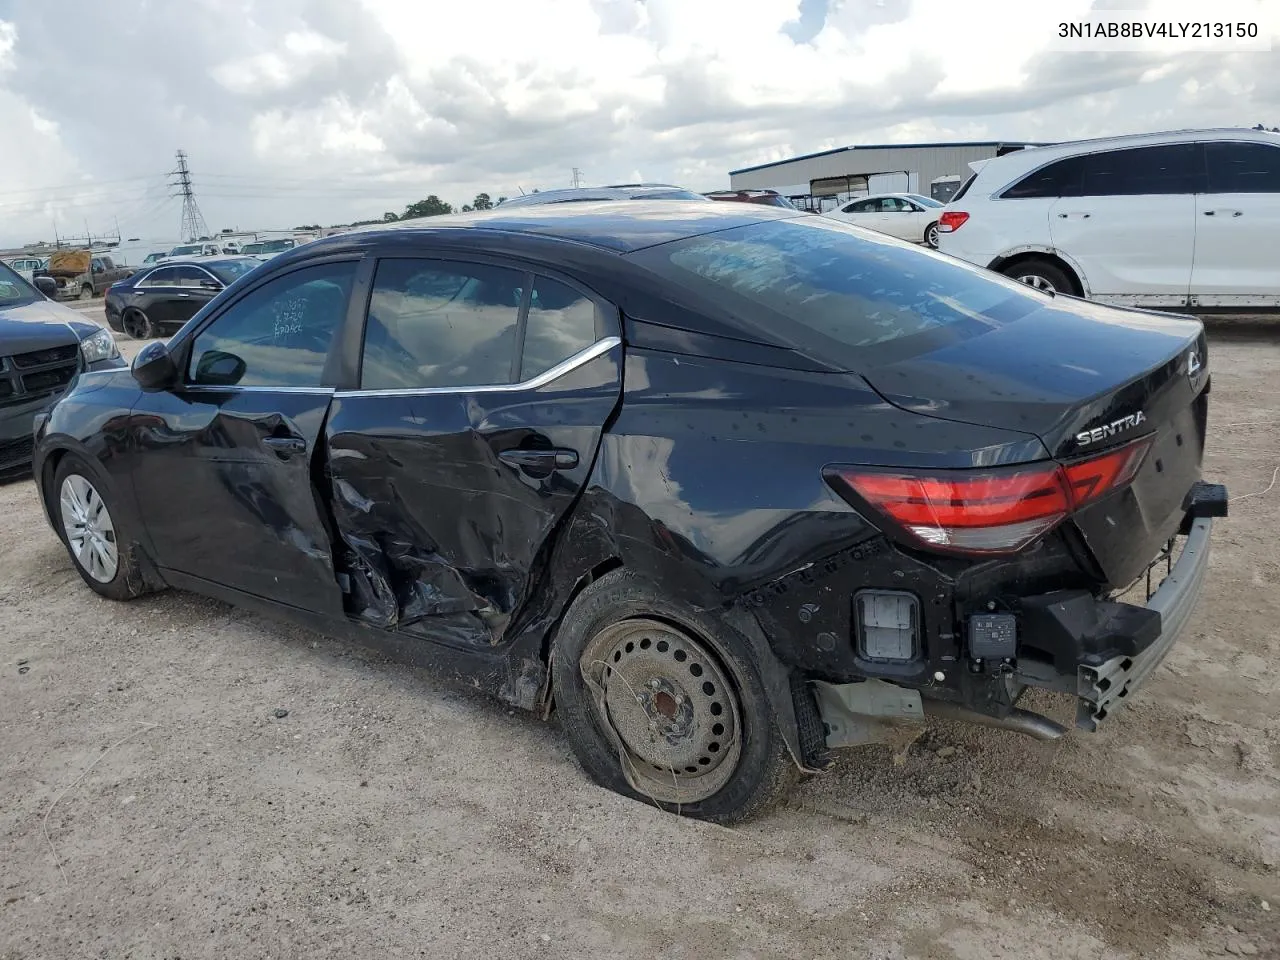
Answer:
[200, 278, 222, 291]
[193, 349, 246, 387]
[34, 275, 58, 298]
[132, 340, 178, 390]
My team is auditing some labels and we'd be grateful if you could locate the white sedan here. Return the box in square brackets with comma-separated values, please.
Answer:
[824, 193, 945, 247]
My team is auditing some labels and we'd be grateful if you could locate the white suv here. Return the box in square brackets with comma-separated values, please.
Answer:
[937, 128, 1280, 309]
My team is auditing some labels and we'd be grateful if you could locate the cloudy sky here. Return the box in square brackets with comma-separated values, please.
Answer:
[0, 0, 1276, 247]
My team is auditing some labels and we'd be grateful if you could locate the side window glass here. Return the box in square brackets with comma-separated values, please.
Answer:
[1081, 144, 1201, 196]
[142, 267, 178, 287]
[1205, 141, 1280, 193]
[520, 277, 600, 380]
[173, 266, 205, 288]
[188, 260, 356, 388]
[1002, 156, 1085, 199]
[361, 259, 524, 390]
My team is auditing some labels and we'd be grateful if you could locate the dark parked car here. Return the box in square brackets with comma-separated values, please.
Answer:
[1, 262, 124, 478]
[33, 202, 1225, 822]
[497, 184, 706, 207]
[704, 189, 799, 209]
[104, 256, 263, 338]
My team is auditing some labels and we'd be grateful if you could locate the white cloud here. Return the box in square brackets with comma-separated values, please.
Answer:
[0, 0, 1277, 245]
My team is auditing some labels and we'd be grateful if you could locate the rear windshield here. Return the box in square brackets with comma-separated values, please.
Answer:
[949, 173, 977, 203]
[629, 216, 1042, 363]
[207, 258, 260, 283]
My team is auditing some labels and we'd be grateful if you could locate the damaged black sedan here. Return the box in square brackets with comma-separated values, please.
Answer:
[33, 202, 1225, 822]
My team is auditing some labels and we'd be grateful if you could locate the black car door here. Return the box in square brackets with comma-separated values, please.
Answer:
[170, 264, 222, 325]
[130, 256, 361, 616]
[131, 266, 181, 329]
[323, 254, 622, 646]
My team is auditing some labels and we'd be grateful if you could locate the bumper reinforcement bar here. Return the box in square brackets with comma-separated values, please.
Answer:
[1076, 517, 1213, 731]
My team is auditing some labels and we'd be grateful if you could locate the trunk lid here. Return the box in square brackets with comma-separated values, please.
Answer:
[862, 297, 1207, 587]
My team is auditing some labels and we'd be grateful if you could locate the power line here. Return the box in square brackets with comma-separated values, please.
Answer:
[169, 150, 210, 241]
[0, 174, 161, 200]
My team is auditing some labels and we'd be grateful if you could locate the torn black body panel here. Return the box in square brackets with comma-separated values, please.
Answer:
[322, 342, 623, 652]
[549, 347, 1076, 723]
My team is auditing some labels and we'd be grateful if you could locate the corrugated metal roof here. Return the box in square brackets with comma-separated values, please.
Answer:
[729, 141, 1050, 175]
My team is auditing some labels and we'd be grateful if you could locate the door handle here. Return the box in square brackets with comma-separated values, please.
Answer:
[263, 436, 307, 458]
[1056, 212, 1091, 218]
[178, 292, 190, 297]
[1203, 209, 1243, 217]
[499, 448, 579, 471]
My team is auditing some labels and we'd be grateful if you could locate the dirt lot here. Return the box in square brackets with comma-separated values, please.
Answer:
[2, 324, 1278, 960]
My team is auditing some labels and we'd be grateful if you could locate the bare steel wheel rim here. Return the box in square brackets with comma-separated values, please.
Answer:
[1016, 273, 1055, 292]
[59, 474, 118, 583]
[580, 618, 743, 804]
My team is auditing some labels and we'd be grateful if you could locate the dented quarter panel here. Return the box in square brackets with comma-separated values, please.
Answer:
[324, 343, 623, 652]
[572, 347, 1056, 695]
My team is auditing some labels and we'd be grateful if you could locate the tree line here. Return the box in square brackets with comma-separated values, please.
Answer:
[297, 192, 513, 231]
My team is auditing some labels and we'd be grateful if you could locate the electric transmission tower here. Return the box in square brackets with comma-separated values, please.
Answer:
[571, 167, 584, 188]
[170, 150, 210, 241]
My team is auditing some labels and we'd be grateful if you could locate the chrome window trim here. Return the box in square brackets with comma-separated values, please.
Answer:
[182, 384, 337, 395]
[187, 265, 222, 287]
[336, 336, 621, 398]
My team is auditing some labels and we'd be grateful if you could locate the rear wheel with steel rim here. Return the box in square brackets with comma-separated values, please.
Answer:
[999, 257, 1076, 296]
[51, 454, 149, 601]
[580, 618, 742, 804]
[551, 569, 797, 823]
[924, 221, 939, 247]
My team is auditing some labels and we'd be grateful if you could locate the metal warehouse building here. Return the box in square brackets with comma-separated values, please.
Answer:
[728, 140, 1046, 210]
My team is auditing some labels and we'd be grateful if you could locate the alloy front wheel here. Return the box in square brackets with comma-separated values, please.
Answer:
[59, 473, 119, 583]
[50, 454, 152, 601]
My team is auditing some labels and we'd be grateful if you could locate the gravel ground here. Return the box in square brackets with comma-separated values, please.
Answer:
[1, 324, 1278, 960]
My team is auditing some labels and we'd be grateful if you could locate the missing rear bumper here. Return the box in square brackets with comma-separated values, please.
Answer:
[1075, 517, 1213, 730]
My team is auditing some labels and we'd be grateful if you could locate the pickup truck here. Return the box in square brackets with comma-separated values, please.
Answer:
[40, 252, 134, 301]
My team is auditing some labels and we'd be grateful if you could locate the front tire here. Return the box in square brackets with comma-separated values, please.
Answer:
[78, 284, 93, 301]
[1000, 257, 1075, 295]
[550, 569, 797, 823]
[52, 455, 148, 601]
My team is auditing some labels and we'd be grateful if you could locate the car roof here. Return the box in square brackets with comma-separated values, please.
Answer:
[342, 200, 803, 253]
[847, 193, 925, 201]
[498, 186, 706, 208]
[136, 256, 257, 274]
[973, 127, 1280, 180]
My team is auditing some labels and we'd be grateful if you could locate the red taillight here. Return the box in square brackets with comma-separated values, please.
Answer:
[826, 438, 1151, 555]
[1061, 442, 1148, 506]
[938, 211, 969, 233]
